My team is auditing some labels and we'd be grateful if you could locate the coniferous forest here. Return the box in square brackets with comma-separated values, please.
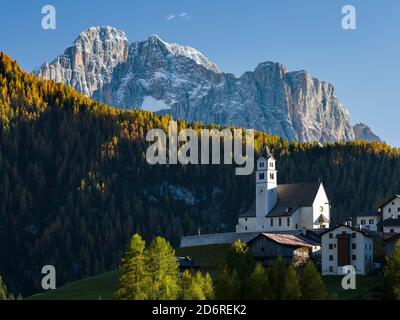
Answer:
[1, 52, 400, 295]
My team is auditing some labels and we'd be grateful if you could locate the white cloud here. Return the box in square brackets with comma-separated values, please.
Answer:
[166, 14, 176, 21]
[180, 12, 190, 19]
[166, 12, 190, 21]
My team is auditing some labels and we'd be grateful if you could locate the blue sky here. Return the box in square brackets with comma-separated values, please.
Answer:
[0, 0, 399, 145]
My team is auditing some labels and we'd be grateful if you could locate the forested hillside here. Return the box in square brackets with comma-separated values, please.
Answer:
[1, 52, 399, 295]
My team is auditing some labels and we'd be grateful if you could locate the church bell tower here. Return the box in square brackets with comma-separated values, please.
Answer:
[255, 155, 278, 230]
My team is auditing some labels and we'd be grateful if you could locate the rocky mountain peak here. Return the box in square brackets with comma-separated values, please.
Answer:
[137, 34, 220, 73]
[36, 26, 129, 97]
[353, 123, 382, 142]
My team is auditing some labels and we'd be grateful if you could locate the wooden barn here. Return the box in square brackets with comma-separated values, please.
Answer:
[246, 233, 320, 267]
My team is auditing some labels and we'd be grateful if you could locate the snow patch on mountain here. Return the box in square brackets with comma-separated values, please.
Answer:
[141, 96, 171, 112]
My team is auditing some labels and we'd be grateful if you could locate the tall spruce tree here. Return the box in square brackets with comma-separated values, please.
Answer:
[215, 267, 241, 300]
[268, 256, 286, 300]
[147, 236, 180, 300]
[114, 234, 149, 300]
[300, 261, 326, 300]
[282, 265, 301, 300]
[244, 263, 269, 300]
[383, 240, 400, 299]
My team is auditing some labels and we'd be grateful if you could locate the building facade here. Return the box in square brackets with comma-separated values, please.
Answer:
[379, 195, 400, 234]
[321, 224, 373, 275]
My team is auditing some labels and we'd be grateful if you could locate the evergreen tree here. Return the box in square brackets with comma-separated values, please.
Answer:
[215, 267, 241, 300]
[225, 240, 255, 279]
[268, 256, 286, 300]
[179, 270, 214, 300]
[0, 275, 10, 300]
[114, 234, 149, 300]
[147, 236, 180, 300]
[383, 240, 400, 299]
[300, 261, 326, 300]
[244, 263, 269, 300]
[201, 272, 214, 300]
[282, 265, 301, 300]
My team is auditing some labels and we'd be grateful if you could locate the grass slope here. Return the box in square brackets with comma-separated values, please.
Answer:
[28, 244, 230, 300]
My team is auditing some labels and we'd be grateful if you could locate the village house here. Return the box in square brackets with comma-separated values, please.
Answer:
[355, 211, 382, 232]
[378, 195, 400, 234]
[236, 155, 330, 233]
[321, 224, 373, 275]
[246, 233, 320, 267]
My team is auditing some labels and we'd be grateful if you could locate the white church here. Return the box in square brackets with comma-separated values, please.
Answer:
[236, 155, 331, 233]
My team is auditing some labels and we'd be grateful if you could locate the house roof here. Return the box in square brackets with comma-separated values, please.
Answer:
[384, 233, 400, 243]
[379, 195, 400, 209]
[176, 257, 200, 268]
[239, 182, 322, 218]
[320, 224, 373, 238]
[314, 214, 330, 224]
[355, 211, 382, 218]
[247, 233, 318, 248]
[381, 218, 400, 227]
[239, 203, 256, 218]
[267, 182, 322, 217]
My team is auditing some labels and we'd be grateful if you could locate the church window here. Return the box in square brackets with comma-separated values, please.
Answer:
[398, 207, 400, 212]
[352, 233, 356, 238]
[245, 218, 247, 221]
[361, 220, 366, 225]
[389, 208, 392, 213]
[270, 173, 275, 180]
[329, 255, 333, 261]
[269, 162, 274, 168]
[295, 224, 298, 229]
[329, 233, 333, 239]
[245, 226, 247, 231]
[329, 266, 334, 272]
[329, 244, 333, 249]
[369, 219, 374, 224]
[352, 255, 357, 261]
[259, 173, 265, 180]
[352, 243, 356, 249]
[259, 161, 264, 168]
[287, 218, 290, 226]
[270, 219, 273, 227]
[278, 218, 282, 226]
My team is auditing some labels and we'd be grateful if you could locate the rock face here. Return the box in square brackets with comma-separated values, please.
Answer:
[353, 123, 382, 142]
[36, 26, 357, 143]
[36, 26, 129, 97]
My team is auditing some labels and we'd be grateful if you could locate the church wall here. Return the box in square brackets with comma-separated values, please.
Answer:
[299, 207, 314, 229]
[236, 217, 258, 233]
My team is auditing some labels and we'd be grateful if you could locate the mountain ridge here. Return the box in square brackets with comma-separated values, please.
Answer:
[36, 26, 379, 144]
